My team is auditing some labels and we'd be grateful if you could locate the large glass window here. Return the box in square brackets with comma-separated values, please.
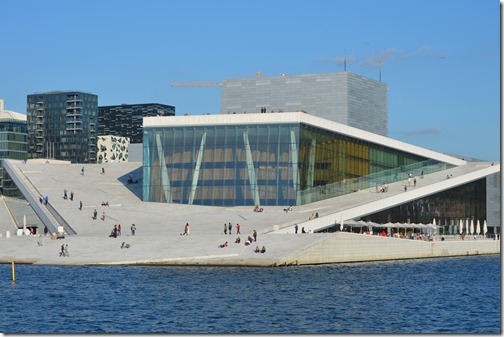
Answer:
[144, 122, 450, 206]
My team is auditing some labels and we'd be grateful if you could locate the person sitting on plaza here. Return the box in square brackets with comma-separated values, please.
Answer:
[235, 237, 241, 244]
[254, 205, 259, 212]
[218, 242, 228, 248]
[245, 238, 252, 246]
[260, 246, 266, 253]
[255, 246, 261, 253]
[284, 205, 293, 212]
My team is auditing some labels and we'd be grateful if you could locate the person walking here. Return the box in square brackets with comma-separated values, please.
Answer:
[224, 224, 227, 235]
[236, 223, 241, 234]
[131, 224, 136, 236]
[70, 191, 74, 201]
[228, 223, 232, 235]
[60, 244, 65, 257]
[81, 167, 85, 175]
[253, 230, 257, 242]
[93, 209, 97, 220]
[79, 201, 82, 210]
[117, 224, 122, 236]
[295, 223, 298, 234]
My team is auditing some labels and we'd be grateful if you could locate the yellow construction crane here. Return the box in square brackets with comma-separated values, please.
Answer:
[170, 82, 221, 87]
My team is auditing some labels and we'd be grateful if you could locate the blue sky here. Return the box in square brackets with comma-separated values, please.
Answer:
[1, 0, 500, 161]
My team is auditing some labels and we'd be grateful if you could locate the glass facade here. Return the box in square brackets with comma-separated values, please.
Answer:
[98, 103, 175, 144]
[27, 91, 98, 163]
[0, 119, 27, 196]
[361, 178, 490, 235]
[143, 122, 451, 206]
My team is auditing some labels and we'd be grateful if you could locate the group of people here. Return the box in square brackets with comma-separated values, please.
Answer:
[109, 224, 122, 238]
[254, 246, 266, 253]
[294, 224, 308, 234]
[39, 195, 49, 205]
[101, 201, 109, 206]
[62, 189, 75, 201]
[376, 184, 389, 193]
[220, 230, 258, 248]
[59, 244, 69, 257]
[283, 205, 293, 213]
[253, 205, 264, 212]
[223, 222, 241, 235]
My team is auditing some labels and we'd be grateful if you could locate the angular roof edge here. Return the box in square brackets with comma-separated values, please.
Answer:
[0, 109, 27, 121]
[143, 112, 466, 166]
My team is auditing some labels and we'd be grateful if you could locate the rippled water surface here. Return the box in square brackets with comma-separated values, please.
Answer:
[1, 255, 500, 333]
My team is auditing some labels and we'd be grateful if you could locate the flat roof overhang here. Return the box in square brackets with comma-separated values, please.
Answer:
[143, 112, 466, 167]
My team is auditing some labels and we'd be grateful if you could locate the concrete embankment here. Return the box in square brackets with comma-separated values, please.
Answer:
[283, 232, 501, 266]
[0, 232, 499, 267]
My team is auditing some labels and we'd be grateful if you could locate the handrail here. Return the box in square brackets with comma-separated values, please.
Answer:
[2, 160, 75, 235]
[45, 202, 77, 235]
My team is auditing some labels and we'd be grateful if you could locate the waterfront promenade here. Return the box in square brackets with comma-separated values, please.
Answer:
[0, 160, 500, 266]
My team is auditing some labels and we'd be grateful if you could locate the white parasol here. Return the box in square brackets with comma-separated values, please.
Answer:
[476, 219, 481, 236]
[483, 220, 488, 236]
[459, 219, 463, 234]
[23, 215, 28, 235]
[470, 219, 474, 235]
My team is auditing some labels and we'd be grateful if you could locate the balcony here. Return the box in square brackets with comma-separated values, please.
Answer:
[66, 98, 82, 103]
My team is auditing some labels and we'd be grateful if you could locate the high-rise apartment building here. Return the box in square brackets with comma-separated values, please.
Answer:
[98, 103, 175, 144]
[0, 99, 27, 196]
[27, 91, 98, 163]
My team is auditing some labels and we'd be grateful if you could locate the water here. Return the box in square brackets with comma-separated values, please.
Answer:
[1, 255, 500, 334]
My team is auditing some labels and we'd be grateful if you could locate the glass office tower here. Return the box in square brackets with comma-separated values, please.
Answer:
[98, 103, 175, 144]
[27, 91, 98, 163]
[143, 121, 450, 206]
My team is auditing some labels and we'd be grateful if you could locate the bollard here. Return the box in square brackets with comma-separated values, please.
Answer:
[11, 261, 15, 282]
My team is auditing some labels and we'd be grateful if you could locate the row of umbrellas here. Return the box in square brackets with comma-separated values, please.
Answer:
[451, 218, 488, 235]
[342, 219, 437, 230]
[341, 218, 488, 236]
[432, 218, 488, 235]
